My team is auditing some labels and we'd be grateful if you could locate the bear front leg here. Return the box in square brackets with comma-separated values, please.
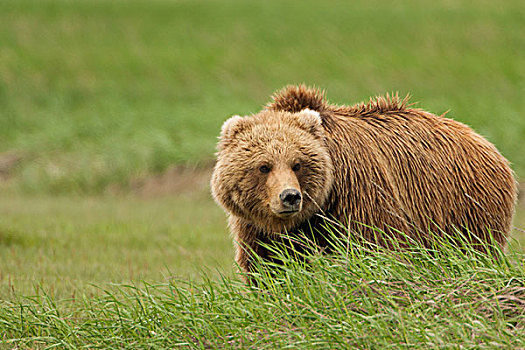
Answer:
[229, 216, 266, 282]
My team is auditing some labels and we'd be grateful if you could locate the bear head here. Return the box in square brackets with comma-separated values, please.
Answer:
[211, 109, 334, 234]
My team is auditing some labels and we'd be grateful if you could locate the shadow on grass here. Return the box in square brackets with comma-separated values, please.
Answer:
[0, 226, 27, 247]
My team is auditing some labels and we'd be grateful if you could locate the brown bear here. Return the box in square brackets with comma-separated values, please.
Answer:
[211, 85, 518, 275]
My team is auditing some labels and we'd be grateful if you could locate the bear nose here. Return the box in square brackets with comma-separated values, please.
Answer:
[279, 189, 302, 207]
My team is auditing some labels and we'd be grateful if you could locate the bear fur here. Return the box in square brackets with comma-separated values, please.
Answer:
[211, 85, 518, 275]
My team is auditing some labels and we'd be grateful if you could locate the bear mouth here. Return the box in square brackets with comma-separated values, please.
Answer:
[276, 209, 300, 218]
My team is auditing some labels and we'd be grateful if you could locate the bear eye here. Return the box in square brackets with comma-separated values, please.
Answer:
[259, 165, 271, 174]
[292, 163, 301, 172]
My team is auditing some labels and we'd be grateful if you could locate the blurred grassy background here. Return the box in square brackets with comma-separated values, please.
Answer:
[0, 0, 524, 296]
[1, 0, 524, 192]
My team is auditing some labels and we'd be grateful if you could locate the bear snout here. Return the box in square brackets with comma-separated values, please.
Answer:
[278, 188, 302, 215]
[280, 188, 302, 207]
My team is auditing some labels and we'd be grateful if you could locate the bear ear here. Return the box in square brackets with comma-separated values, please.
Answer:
[220, 115, 245, 138]
[294, 108, 323, 135]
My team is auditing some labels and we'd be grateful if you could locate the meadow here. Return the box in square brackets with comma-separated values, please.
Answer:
[1, 0, 524, 347]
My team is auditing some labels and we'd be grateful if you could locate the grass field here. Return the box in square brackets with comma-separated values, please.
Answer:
[1, 0, 524, 192]
[1, 0, 524, 347]
[0, 183, 232, 299]
[2, 227, 525, 348]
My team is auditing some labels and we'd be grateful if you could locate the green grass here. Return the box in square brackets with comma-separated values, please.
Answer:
[1, 229, 524, 348]
[1, 0, 524, 193]
[0, 187, 233, 299]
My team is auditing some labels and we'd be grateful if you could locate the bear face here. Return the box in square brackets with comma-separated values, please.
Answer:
[211, 109, 334, 234]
